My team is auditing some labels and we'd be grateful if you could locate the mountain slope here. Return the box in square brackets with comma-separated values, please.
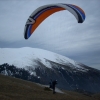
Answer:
[0, 47, 100, 93]
[0, 74, 99, 100]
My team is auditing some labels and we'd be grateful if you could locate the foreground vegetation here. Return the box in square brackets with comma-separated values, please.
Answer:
[0, 74, 100, 100]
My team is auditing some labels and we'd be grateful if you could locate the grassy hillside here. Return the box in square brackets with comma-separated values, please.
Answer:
[0, 74, 99, 100]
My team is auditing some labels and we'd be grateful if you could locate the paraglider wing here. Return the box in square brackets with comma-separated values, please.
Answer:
[24, 4, 85, 39]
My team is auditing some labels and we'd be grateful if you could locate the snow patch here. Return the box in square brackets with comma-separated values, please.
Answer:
[0, 47, 87, 71]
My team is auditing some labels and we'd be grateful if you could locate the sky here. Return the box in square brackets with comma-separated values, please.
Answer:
[0, 0, 100, 70]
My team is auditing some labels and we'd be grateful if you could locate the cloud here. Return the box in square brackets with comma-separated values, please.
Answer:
[0, 0, 100, 70]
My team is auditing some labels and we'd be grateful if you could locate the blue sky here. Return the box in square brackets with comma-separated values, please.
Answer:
[0, 0, 100, 70]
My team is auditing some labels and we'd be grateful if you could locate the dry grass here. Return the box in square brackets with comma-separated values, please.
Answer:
[0, 74, 100, 100]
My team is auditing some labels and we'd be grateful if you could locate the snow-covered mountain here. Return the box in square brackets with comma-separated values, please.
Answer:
[0, 47, 100, 94]
[0, 47, 87, 71]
